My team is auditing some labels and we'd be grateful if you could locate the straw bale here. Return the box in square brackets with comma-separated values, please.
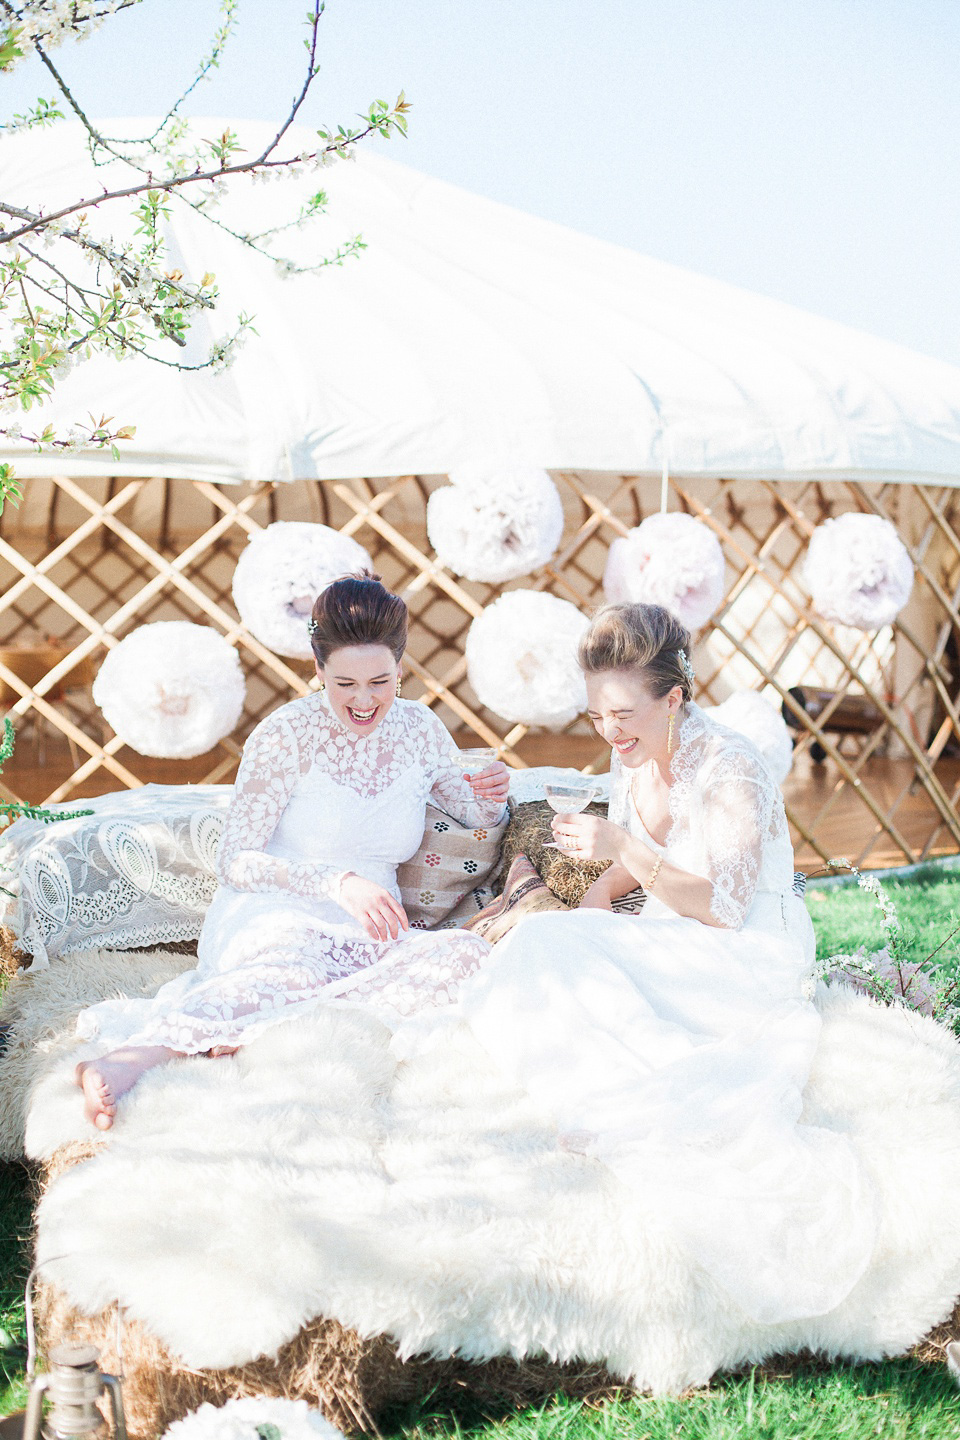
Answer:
[35, 1280, 626, 1438]
[0, 924, 26, 980]
[498, 801, 610, 907]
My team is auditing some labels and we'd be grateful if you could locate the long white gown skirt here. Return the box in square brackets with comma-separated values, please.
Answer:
[459, 892, 877, 1325]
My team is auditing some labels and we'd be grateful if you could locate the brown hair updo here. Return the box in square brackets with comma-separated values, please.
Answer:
[309, 571, 408, 666]
[578, 603, 694, 701]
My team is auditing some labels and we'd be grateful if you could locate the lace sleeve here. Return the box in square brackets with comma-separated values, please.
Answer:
[216, 713, 346, 901]
[418, 707, 507, 827]
[699, 746, 771, 930]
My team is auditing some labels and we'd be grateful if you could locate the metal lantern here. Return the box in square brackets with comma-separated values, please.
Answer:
[9, 1261, 127, 1440]
[22, 1344, 126, 1440]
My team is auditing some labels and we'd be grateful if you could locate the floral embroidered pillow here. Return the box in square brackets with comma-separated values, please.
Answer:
[398, 804, 508, 932]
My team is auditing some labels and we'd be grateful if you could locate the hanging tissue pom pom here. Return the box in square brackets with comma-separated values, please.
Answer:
[706, 690, 794, 785]
[427, 463, 564, 583]
[603, 512, 725, 631]
[804, 513, 913, 630]
[93, 622, 245, 758]
[466, 591, 588, 728]
[162, 1396, 345, 1440]
[232, 522, 373, 659]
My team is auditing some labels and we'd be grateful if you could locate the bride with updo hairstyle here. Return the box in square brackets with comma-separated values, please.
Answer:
[74, 570, 510, 1132]
[459, 601, 876, 1328]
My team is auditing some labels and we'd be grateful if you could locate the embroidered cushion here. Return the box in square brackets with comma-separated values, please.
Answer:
[397, 803, 508, 931]
[0, 785, 232, 970]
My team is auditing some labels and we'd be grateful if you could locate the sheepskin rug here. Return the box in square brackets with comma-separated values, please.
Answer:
[26, 983, 960, 1397]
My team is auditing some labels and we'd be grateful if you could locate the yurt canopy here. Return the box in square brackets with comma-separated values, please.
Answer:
[5, 118, 960, 484]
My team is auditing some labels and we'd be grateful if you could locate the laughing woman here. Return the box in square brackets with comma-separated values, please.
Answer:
[459, 602, 876, 1327]
[75, 572, 508, 1130]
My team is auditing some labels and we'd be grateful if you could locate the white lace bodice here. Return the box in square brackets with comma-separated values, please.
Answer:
[609, 702, 794, 930]
[216, 693, 506, 902]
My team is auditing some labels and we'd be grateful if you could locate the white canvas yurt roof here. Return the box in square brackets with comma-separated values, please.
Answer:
[5, 118, 960, 485]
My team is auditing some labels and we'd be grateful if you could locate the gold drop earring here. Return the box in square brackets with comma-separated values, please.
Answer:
[667, 711, 676, 756]
[396, 674, 402, 696]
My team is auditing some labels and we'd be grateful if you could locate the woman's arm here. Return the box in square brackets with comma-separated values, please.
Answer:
[216, 714, 348, 901]
[578, 862, 640, 910]
[420, 708, 509, 826]
[557, 759, 765, 930]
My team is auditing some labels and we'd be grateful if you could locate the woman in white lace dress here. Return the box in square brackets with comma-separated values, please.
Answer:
[76, 573, 508, 1130]
[459, 603, 875, 1325]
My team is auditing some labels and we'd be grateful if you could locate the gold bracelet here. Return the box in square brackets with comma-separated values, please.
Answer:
[646, 856, 663, 890]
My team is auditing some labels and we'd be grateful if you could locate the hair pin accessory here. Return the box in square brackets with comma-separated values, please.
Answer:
[677, 649, 696, 687]
[306, 618, 318, 636]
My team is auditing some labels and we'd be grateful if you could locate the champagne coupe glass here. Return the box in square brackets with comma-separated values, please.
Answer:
[455, 746, 498, 778]
[543, 780, 598, 850]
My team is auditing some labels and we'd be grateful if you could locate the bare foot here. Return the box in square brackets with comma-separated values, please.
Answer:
[74, 1046, 173, 1130]
[206, 1046, 239, 1059]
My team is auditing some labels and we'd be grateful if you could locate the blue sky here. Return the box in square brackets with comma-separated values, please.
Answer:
[6, 0, 960, 364]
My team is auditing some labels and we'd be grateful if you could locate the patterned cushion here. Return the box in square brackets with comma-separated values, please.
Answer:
[397, 804, 508, 931]
[0, 785, 232, 969]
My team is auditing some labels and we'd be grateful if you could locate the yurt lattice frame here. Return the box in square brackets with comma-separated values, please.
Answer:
[1, 470, 958, 872]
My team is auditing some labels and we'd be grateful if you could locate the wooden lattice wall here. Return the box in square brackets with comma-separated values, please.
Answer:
[1, 470, 958, 872]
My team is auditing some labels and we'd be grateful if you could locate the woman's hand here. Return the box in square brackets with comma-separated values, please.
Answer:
[468, 761, 510, 805]
[338, 873, 409, 941]
[552, 812, 625, 864]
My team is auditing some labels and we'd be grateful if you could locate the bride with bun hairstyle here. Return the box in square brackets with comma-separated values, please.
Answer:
[458, 600, 876, 1326]
[74, 571, 510, 1131]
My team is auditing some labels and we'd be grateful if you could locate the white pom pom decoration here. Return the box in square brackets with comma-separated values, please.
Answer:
[706, 690, 794, 785]
[162, 1396, 345, 1440]
[803, 513, 913, 630]
[603, 512, 726, 631]
[94, 622, 245, 758]
[427, 463, 564, 583]
[466, 590, 589, 728]
[232, 522, 373, 659]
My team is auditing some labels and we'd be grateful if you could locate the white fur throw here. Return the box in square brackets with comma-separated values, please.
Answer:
[28, 985, 960, 1393]
[162, 1396, 345, 1440]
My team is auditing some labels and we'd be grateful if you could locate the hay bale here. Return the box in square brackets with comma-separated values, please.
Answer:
[498, 801, 611, 907]
[34, 1279, 625, 1438]
[0, 924, 26, 979]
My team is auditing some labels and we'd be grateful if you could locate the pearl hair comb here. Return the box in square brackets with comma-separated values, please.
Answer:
[677, 649, 696, 687]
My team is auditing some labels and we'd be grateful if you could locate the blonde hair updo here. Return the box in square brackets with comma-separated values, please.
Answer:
[578, 603, 694, 702]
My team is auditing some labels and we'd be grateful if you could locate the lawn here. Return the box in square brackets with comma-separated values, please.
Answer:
[2, 862, 960, 1437]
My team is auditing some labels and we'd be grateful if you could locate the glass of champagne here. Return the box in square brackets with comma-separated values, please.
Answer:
[543, 781, 598, 850]
[455, 746, 498, 778]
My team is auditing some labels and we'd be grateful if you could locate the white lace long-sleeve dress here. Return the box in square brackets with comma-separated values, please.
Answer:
[458, 702, 877, 1326]
[76, 693, 501, 1054]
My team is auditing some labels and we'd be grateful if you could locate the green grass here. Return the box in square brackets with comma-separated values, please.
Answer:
[2, 863, 960, 1434]
[807, 862, 960, 979]
[0, 1159, 34, 1417]
[381, 1362, 960, 1440]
